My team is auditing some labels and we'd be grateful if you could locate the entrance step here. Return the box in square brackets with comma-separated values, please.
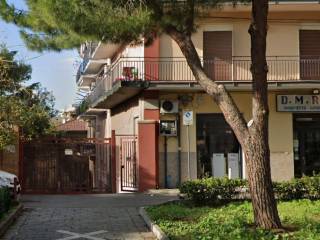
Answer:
[145, 189, 180, 197]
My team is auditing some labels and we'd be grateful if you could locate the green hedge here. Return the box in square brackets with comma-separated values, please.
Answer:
[273, 176, 320, 201]
[0, 187, 11, 218]
[180, 177, 247, 205]
[180, 176, 320, 205]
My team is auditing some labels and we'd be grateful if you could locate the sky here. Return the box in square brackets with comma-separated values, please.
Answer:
[0, 0, 80, 111]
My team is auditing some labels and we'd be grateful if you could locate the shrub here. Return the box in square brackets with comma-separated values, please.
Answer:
[180, 177, 247, 205]
[301, 175, 320, 200]
[180, 176, 320, 205]
[0, 187, 11, 217]
[272, 179, 306, 201]
[273, 176, 320, 200]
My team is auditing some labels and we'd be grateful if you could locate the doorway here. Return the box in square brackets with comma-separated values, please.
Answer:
[119, 135, 138, 192]
[196, 114, 241, 178]
[293, 114, 320, 177]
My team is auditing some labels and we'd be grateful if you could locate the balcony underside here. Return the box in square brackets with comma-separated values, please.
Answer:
[92, 80, 149, 109]
[148, 80, 320, 91]
[87, 79, 320, 111]
[77, 74, 96, 88]
[78, 108, 107, 120]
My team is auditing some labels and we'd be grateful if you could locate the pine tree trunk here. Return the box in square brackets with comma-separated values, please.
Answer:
[166, 0, 282, 229]
[246, 0, 282, 229]
[243, 143, 281, 229]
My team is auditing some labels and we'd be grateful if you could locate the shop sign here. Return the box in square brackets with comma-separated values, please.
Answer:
[277, 95, 320, 112]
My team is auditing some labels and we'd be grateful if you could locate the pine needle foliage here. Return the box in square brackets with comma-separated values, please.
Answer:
[0, 0, 249, 51]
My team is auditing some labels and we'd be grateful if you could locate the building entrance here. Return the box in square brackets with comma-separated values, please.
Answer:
[294, 114, 320, 177]
[196, 114, 241, 178]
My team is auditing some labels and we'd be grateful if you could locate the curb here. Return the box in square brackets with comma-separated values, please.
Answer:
[0, 204, 23, 237]
[139, 207, 169, 240]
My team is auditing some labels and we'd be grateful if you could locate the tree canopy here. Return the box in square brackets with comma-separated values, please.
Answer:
[0, 45, 57, 148]
[0, 0, 248, 51]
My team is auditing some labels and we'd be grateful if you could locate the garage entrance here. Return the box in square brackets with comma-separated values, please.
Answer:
[22, 138, 112, 193]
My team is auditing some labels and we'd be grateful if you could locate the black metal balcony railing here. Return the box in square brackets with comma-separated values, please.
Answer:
[84, 56, 320, 105]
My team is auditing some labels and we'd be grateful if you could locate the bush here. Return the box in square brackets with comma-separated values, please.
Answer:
[301, 175, 320, 200]
[0, 187, 11, 218]
[180, 177, 247, 205]
[273, 179, 306, 201]
[180, 176, 320, 205]
[273, 176, 320, 201]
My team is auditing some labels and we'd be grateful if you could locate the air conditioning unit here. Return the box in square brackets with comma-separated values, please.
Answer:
[160, 100, 179, 114]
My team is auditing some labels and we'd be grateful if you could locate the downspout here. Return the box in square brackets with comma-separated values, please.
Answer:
[133, 115, 139, 136]
[164, 136, 168, 188]
[177, 114, 182, 186]
[133, 115, 139, 188]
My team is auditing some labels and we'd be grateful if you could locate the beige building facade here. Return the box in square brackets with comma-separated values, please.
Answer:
[76, 1, 320, 191]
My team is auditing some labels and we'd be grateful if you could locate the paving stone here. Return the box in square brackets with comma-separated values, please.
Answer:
[2, 193, 177, 240]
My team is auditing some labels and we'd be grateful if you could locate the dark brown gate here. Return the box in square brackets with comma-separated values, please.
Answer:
[22, 138, 112, 193]
[120, 136, 138, 191]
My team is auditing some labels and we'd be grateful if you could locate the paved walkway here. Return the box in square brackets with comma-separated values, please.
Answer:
[3, 193, 177, 240]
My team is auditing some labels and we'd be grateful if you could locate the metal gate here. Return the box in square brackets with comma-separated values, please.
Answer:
[22, 138, 112, 193]
[120, 136, 138, 191]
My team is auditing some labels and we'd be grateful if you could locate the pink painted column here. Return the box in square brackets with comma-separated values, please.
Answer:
[138, 120, 159, 192]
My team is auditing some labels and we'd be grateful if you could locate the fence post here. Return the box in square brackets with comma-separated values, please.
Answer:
[111, 130, 117, 193]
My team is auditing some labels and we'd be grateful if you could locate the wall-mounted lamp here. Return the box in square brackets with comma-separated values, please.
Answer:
[312, 89, 320, 95]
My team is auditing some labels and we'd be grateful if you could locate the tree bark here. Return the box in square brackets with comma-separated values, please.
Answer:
[246, 0, 282, 229]
[167, 27, 249, 143]
[166, 0, 282, 228]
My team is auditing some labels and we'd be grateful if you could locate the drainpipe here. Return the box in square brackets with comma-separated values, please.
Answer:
[177, 114, 181, 186]
[133, 115, 139, 188]
[164, 136, 168, 188]
[133, 115, 139, 136]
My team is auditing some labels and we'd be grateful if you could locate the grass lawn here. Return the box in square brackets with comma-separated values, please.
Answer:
[146, 200, 320, 240]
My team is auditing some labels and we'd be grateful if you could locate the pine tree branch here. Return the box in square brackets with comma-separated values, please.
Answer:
[166, 26, 249, 143]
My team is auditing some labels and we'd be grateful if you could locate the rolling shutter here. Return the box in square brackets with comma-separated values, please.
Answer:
[203, 31, 232, 81]
[300, 30, 320, 80]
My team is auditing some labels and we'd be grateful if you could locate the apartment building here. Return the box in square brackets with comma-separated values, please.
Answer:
[76, 1, 320, 192]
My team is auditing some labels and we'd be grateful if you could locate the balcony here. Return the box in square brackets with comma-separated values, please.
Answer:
[77, 42, 121, 86]
[84, 56, 320, 108]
